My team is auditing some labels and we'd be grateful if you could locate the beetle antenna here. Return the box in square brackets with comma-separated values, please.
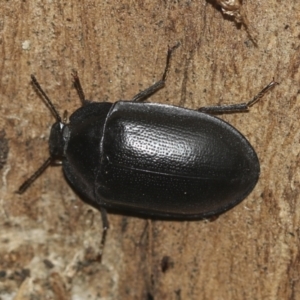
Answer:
[71, 70, 87, 105]
[16, 157, 52, 194]
[31, 75, 62, 122]
[246, 80, 279, 107]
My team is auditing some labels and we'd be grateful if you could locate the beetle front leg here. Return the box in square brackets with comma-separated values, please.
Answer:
[131, 43, 180, 102]
[198, 81, 278, 114]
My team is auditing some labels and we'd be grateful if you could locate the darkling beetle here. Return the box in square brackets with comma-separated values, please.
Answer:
[17, 44, 277, 254]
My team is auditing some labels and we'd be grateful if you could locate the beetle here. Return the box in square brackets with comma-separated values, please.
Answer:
[17, 44, 277, 251]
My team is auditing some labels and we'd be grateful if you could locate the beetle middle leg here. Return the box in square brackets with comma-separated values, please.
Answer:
[198, 81, 278, 114]
[131, 43, 180, 102]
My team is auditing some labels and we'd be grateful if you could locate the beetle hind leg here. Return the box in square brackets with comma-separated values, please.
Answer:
[97, 208, 109, 262]
[131, 43, 180, 102]
[198, 80, 278, 114]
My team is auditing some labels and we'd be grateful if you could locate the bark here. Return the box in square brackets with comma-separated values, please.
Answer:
[1, 1, 299, 299]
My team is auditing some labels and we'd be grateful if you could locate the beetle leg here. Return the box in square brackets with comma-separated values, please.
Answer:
[131, 81, 165, 103]
[198, 80, 278, 114]
[16, 157, 53, 194]
[98, 208, 109, 260]
[131, 43, 180, 102]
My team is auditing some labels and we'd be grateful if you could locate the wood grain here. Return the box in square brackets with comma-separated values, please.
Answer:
[1, 1, 299, 299]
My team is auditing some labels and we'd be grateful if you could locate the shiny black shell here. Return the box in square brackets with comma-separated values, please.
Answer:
[61, 100, 259, 219]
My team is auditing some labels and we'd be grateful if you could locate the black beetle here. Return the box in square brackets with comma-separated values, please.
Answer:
[18, 44, 277, 250]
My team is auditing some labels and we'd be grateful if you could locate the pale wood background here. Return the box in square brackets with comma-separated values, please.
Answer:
[1, 1, 300, 299]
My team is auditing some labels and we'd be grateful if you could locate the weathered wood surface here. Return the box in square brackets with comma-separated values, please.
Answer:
[1, 1, 299, 299]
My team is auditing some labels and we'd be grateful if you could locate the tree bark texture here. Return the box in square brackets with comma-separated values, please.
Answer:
[0, 1, 299, 299]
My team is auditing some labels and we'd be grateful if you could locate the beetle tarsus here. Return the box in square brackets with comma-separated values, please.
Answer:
[162, 42, 180, 82]
[198, 80, 279, 114]
[246, 80, 279, 107]
[98, 208, 109, 261]
[131, 43, 180, 102]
